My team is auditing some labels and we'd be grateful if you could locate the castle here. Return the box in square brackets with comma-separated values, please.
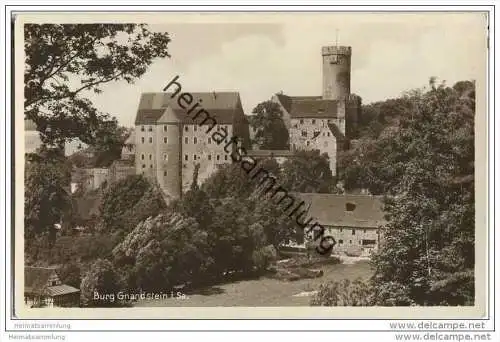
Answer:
[133, 45, 361, 200]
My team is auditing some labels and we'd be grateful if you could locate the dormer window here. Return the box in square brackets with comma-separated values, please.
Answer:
[346, 202, 356, 212]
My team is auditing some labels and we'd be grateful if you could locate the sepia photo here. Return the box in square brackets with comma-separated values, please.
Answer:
[14, 11, 488, 319]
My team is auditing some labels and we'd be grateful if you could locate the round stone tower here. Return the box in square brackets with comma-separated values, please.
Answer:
[322, 46, 352, 100]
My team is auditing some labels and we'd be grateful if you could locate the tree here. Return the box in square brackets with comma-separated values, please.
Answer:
[57, 262, 82, 289]
[80, 258, 123, 307]
[311, 279, 374, 306]
[250, 100, 289, 150]
[24, 24, 170, 146]
[99, 175, 151, 232]
[280, 150, 335, 193]
[24, 147, 72, 246]
[368, 79, 475, 306]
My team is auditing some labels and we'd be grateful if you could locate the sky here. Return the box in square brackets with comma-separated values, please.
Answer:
[83, 12, 487, 127]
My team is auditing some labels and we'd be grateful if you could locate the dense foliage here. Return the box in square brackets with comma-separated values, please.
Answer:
[314, 79, 475, 306]
[25, 24, 170, 147]
[249, 100, 290, 150]
[24, 147, 72, 246]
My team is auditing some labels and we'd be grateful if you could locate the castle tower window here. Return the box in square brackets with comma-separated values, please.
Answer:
[224, 155, 228, 161]
[150, 164, 153, 168]
[208, 138, 212, 144]
[184, 154, 188, 161]
[141, 126, 145, 132]
[149, 137, 153, 143]
[194, 155, 197, 161]
[349, 240, 352, 244]
[164, 137, 168, 143]
[194, 137, 197, 144]
[327, 132, 331, 137]
[164, 171, 167, 176]
[340, 228, 343, 232]
[142, 164, 145, 169]
[194, 126, 197, 132]
[163, 125, 168, 132]
[363, 229, 367, 234]
[149, 154, 152, 160]
[185, 137, 189, 144]
[216, 155, 220, 161]
[306, 141, 310, 146]
[141, 154, 145, 160]
[163, 154, 168, 161]
[141, 137, 145, 143]
[339, 239, 343, 244]
[208, 155, 212, 161]
[185, 126, 189, 132]
[301, 130, 307, 137]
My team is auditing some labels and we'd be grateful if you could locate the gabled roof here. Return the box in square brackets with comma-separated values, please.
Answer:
[274, 94, 322, 113]
[289, 99, 339, 118]
[24, 266, 57, 295]
[295, 193, 387, 228]
[135, 92, 243, 125]
[25, 119, 37, 131]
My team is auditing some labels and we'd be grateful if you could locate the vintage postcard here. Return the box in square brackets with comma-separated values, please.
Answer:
[13, 11, 488, 319]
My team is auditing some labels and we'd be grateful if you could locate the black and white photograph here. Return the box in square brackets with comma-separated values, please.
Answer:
[10, 9, 490, 327]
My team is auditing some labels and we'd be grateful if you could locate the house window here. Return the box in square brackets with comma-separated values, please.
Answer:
[339, 239, 343, 244]
[149, 137, 153, 143]
[194, 126, 197, 132]
[163, 154, 168, 161]
[208, 155, 212, 161]
[194, 137, 197, 144]
[184, 154, 188, 161]
[352, 229, 356, 235]
[141, 126, 145, 132]
[300, 119, 304, 124]
[224, 155, 228, 161]
[150, 164, 153, 168]
[312, 119, 316, 124]
[339, 228, 343, 233]
[141, 137, 145, 143]
[350, 240, 352, 244]
[163, 125, 167, 132]
[363, 229, 367, 234]
[149, 154, 152, 160]
[216, 155, 220, 161]
[301, 130, 307, 137]
[208, 138, 212, 144]
[142, 164, 146, 169]
[148, 126, 153, 132]
[164, 137, 168, 143]
[164, 171, 167, 176]
[185, 137, 189, 144]
[141, 154, 145, 160]
[185, 126, 188, 132]
[306, 141, 310, 146]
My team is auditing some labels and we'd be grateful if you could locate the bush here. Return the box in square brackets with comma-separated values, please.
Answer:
[310, 278, 374, 306]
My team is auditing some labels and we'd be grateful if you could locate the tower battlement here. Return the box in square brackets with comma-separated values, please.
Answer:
[322, 46, 352, 56]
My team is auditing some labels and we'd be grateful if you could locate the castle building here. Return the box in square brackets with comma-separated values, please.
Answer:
[271, 45, 361, 176]
[133, 92, 249, 200]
